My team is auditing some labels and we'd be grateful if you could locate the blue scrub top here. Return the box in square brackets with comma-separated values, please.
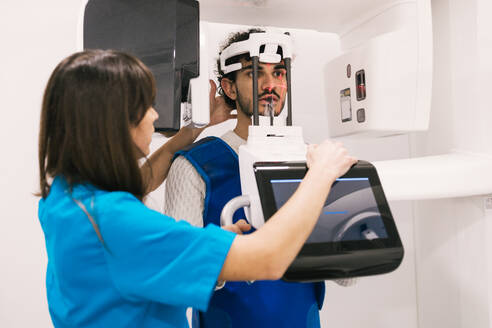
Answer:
[38, 176, 235, 328]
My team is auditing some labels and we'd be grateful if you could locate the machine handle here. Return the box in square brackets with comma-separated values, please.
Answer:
[220, 195, 256, 285]
[220, 195, 251, 227]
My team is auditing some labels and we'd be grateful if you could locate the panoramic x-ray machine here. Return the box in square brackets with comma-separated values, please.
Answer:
[82, 0, 403, 283]
[218, 32, 404, 282]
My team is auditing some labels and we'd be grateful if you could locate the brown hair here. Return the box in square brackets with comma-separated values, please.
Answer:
[38, 50, 156, 200]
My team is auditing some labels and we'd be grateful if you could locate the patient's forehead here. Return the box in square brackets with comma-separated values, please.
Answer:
[237, 58, 286, 69]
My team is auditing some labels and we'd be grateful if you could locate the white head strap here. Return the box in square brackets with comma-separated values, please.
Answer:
[219, 32, 294, 74]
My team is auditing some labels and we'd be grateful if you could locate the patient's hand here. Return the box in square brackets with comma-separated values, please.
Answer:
[334, 278, 358, 287]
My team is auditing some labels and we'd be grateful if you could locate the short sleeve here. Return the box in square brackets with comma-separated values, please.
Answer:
[96, 192, 235, 311]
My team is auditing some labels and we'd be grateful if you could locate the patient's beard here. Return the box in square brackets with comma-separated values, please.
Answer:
[235, 89, 285, 119]
[236, 88, 253, 118]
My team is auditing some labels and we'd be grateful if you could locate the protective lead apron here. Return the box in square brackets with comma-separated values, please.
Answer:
[174, 137, 325, 328]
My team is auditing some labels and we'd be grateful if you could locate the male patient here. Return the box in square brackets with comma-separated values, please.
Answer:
[165, 28, 324, 328]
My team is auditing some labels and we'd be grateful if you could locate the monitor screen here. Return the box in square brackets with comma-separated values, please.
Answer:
[270, 177, 388, 243]
[254, 160, 402, 252]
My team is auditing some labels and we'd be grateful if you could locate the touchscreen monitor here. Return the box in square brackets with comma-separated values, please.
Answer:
[254, 160, 404, 281]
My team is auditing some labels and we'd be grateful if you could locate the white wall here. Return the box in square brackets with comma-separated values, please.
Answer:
[0, 1, 82, 327]
[410, 0, 492, 327]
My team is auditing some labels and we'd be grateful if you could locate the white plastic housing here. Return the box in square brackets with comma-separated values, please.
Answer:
[373, 152, 492, 201]
[325, 1, 433, 137]
[187, 21, 210, 128]
[239, 125, 306, 228]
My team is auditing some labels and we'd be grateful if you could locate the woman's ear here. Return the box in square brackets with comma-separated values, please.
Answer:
[221, 78, 237, 101]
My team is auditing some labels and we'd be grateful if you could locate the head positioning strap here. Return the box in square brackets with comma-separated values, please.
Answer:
[219, 32, 294, 74]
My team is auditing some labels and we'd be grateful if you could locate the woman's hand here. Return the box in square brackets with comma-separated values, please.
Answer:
[208, 80, 237, 127]
[306, 140, 358, 184]
[221, 219, 251, 235]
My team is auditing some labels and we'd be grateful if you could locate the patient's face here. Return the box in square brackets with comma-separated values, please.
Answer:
[233, 58, 287, 117]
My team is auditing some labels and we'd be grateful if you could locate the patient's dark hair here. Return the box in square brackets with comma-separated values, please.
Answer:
[38, 49, 156, 200]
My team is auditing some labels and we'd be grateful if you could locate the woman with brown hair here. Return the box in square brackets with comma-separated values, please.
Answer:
[37, 49, 356, 327]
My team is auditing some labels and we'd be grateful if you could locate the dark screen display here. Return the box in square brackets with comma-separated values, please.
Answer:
[271, 177, 388, 243]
